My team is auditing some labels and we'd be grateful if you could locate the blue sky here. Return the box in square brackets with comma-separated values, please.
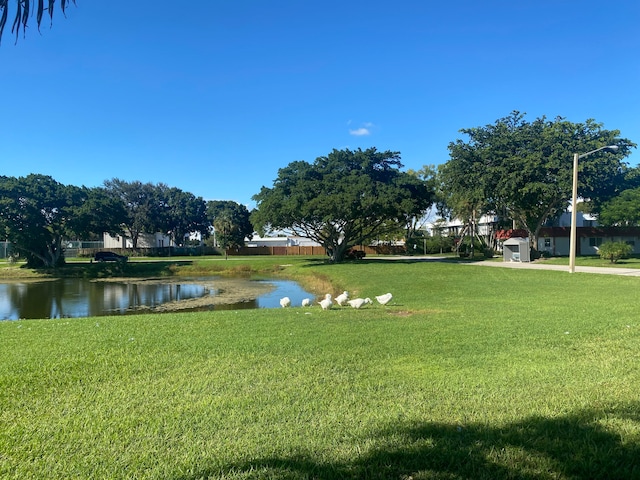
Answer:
[1, 1, 638, 208]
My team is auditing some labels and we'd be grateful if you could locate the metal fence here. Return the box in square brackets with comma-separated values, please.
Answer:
[0, 241, 106, 260]
[0, 241, 11, 259]
[64, 241, 104, 258]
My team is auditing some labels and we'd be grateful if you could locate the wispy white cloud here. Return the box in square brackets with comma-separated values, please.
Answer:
[349, 127, 371, 136]
[348, 121, 376, 136]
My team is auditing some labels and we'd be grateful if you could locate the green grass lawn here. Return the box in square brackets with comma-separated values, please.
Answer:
[1, 259, 640, 479]
[537, 254, 640, 269]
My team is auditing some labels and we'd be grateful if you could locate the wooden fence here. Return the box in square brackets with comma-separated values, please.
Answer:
[228, 246, 327, 256]
[227, 245, 406, 257]
[77, 244, 406, 258]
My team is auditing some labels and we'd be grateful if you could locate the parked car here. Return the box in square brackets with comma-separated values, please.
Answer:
[94, 251, 128, 263]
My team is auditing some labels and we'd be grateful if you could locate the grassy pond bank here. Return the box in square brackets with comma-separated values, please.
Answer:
[1, 255, 640, 479]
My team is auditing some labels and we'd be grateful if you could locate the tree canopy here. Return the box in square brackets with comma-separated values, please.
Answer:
[251, 147, 435, 262]
[0, 0, 75, 44]
[103, 179, 209, 249]
[160, 186, 209, 247]
[405, 165, 438, 243]
[0, 174, 125, 267]
[0, 175, 212, 266]
[598, 187, 640, 227]
[439, 111, 635, 248]
[206, 200, 253, 250]
[103, 179, 163, 250]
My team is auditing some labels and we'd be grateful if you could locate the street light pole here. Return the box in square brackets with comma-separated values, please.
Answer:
[569, 145, 619, 273]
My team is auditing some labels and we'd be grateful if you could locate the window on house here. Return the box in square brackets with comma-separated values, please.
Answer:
[544, 238, 551, 248]
[589, 237, 603, 247]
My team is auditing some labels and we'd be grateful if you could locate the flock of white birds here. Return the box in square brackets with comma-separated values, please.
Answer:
[279, 291, 392, 310]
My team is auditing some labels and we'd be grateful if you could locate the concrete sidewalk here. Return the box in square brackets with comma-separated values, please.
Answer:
[365, 255, 640, 277]
[468, 260, 640, 276]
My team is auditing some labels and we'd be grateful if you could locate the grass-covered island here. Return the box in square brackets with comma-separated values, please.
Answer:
[1, 256, 639, 479]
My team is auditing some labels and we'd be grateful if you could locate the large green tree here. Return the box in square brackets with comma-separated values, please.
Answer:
[406, 165, 438, 247]
[160, 186, 209, 247]
[598, 187, 640, 227]
[104, 179, 209, 249]
[0, 174, 125, 267]
[103, 179, 163, 249]
[440, 112, 635, 249]
[251, 147, 435, 262]
[437, 140, 494, 256]
[66, 185, 127, 241]
[0, 0, 75, 44]
[206, 200, 253, 250]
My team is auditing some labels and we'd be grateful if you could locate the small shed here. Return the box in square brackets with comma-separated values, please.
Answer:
[503, 237, 530, 262]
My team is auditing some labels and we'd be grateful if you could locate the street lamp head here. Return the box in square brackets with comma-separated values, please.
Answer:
[578, 144, 620, 159]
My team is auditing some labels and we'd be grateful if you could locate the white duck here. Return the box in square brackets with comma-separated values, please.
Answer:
[301, 298, 311, 307]
[279, 296, 291, 308]
[318, 293, 333, 310]
[347, 297, 372, 309]
[375, 292, 393, 306]
[335, 291, 349, 306]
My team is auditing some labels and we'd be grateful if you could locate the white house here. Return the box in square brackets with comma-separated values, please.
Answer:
[103, 232, 174, 249]
[426, 215, 500, 237]
[538, 211, 640, 256]
[245, 235, 321, 248]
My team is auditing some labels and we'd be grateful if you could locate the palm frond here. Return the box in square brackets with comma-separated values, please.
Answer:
[0, 0, 76, 44]
[0, 1, 9, 45]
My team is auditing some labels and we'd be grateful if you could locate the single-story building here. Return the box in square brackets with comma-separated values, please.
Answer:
[103, 232, 174, 249]
[246, 235, 321, 248]
[537, 227, 640, 256]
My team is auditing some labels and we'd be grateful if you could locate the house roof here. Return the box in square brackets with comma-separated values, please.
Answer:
[503, 236, 529, 245]
[496, 229, 529, 240]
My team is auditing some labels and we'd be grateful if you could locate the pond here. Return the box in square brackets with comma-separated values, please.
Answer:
[0, 277, 315, 320]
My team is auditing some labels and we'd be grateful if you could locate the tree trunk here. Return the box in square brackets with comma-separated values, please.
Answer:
[325, 239, 349, 262]
[20, 235, 64, 268]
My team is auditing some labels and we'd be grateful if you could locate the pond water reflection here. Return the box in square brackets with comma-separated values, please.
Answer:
[0, 277, 314, 320]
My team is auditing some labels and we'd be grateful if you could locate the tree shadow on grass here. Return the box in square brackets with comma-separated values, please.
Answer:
[301, 257, 449, 268]
[178, 402, 640, 479]
[361, 258, 450, 265]
[48, 260, 194, 278]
